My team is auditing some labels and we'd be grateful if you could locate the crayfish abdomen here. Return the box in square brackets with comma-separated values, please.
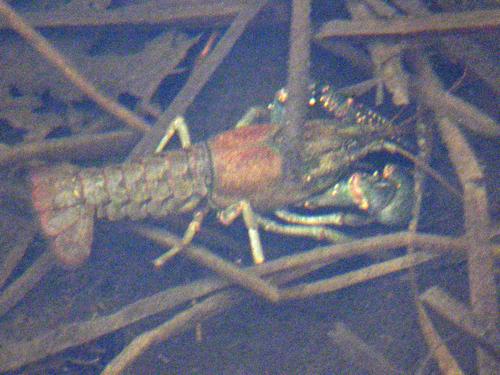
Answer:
[30, 145, 211, 267]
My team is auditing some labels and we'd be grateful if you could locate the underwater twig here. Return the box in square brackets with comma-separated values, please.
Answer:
[392, 0, 500, 96]
[133, 225, 280, 302]
[315, 9, 500, 39]
[0, 274, 228, 373]
[416, 302, 465, 374]
[414, 53, 497, 373]
[0, 130, 138, 167]
[438, 117, 498, 374]
[412, 55, 499, 138]
[0, 1, 288, 30]
[0, 232, 465, 372]
[101, 290, 238, 375]
[404, 118, 459, 373]
[314, 40, 373, 75]
[0, 213, 35, 289]
[282, 0, 311, 179]
[0, 250, 56, 318]
[0, 1, 151, 134]
[420, 287, 500, 361]
[130, 1, 268, 157]
[264, 232, 465, 273]
[102, 252, 335, 375]
[337, 79, 379, 97]
[328, 322, 404, 374]
[279, 252, 437, 300]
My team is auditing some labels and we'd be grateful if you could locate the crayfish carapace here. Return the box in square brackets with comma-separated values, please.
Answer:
[30, 85, 415, 268]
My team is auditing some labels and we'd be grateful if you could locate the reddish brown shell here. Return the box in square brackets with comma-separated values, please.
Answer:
[208, 124, 301, 211]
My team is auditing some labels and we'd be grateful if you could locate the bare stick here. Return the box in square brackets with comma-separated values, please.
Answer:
[0, 130, 138, 166]
[316, 9, 500, 39]
[260, 232, 465, 273]
[328, 322, 404, 375]
[101, 290, 238, 375]
[0, 231, 465, 372]
[279, 252, 437, 300]
[412, 57, 499, 138]
[133, 225, 280, 302]
[283, 0, 310, 178]
[102, 253, 337, 375]
[0, 275, 228, 373]
[392, 0, 500, 95]
[416, 302, 465, 374]
[131, 1, 268, 157]
[438, 117, 498, 374]
[414, 54, 497, 374]
[420, 287, 500, 360]
[0, 250, 56, 318]
[0, 1, 151, 134]
[0, 1, 288, 30]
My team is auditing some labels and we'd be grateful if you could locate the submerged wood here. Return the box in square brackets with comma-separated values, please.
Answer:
[328, 322, 404, 375]
[316, 9, 500, 39]
[420, 287, 500, 360]
[131, 1, 269, 157]
[0, 1, 151, 134]
[0, 1, 287, 30]
[0, 130, 138, 167]
[0, 251, 56, 318]
[0, 232, 464, 372]
[282, 0, 310, 179]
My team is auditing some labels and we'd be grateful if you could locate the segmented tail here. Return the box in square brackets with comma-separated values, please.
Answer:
[30, 147, 211, 268]
[31, 165, 94, 268]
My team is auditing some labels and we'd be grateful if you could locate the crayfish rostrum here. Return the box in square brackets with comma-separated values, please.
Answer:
[30, 85, 414, 268]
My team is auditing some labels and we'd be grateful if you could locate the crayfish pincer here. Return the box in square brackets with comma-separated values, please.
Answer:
[30, 90, 415, 269]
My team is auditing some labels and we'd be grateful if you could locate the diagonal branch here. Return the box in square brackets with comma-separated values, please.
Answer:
[130, 1, 268, 157]
[0, 0, 151, 134]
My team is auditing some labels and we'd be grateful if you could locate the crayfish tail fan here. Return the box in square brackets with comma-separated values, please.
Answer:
[30, 165, 95, 268]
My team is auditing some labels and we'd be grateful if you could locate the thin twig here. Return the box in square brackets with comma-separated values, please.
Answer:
[0, 232, 464, 372]
[438, 118, 498, 374]
[416, 303, 465, 375]
[0, 250, 56, 318]
[130, 1, 268, 157]
[414, 54, 497, 374]
[328, 322, 404, 375]
[392, 0, 500, 95]
[133, 225, 280, 302]
[279, 252, 438, 300]
[316, 9, 500, 39]
[411, 55, 499, 138]
[0, 1, 288, 30]
[101, 290, 238, 375]
[0, 0, 151, 134]
[0, 213, 35, 289]
[420, 287, 500, 360]
[102, 252, 366, 375]
[0, 130, 138, 167]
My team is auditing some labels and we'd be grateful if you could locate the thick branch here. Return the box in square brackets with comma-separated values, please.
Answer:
[282, 0, 311, 179]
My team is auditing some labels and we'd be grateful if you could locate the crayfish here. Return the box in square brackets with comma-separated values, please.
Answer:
[30, 84, 415, 268]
